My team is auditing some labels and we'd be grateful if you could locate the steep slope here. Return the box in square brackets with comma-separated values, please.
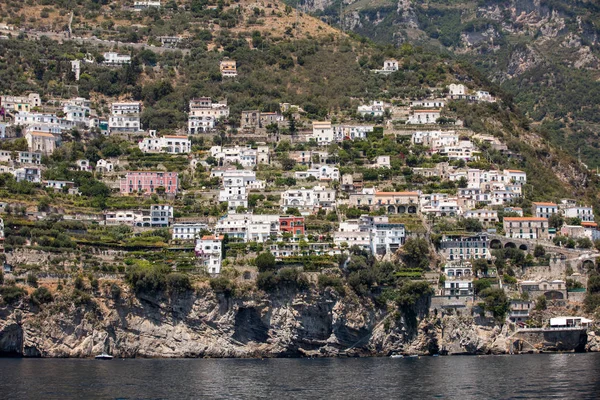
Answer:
[291, 0, 600, 169]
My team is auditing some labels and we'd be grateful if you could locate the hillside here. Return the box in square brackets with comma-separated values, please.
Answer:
[2, 0, 600, 360]
[289, 0, 600, 170]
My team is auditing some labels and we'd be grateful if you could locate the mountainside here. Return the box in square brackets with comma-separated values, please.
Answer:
[292, 0, 600, 169]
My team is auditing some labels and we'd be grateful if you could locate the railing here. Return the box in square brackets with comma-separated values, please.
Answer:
[517, 327, 587, 332]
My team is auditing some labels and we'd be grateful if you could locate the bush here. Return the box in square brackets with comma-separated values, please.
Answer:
[473, 279, 492, 294]
[533, 245, 545, 258]
[165, 273, 192, 293]
[503, 274, 517, 285]
[479, 288, 509, 321]
[400, 238, 430, 269]
[0, 285, 26, 305]
[110, 283, 122, 300]
[27, 273, 38, 288]
[74, 276, 86, 291]
[256, 270, 278, 292]
[31, 287, 53, 305]
[210, 277, 235, 296]
[317, 274, 345, 296]
[535, 295, 547, 311]
[257, 268, 308, 292]
[255, 251, 276, 272]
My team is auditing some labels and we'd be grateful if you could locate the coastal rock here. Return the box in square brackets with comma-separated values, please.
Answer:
[0, 287, 590, 358]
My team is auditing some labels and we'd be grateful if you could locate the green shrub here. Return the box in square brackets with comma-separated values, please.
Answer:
[535, 295, 547, 311]
[255, 252, 276, 272]
[165, 273, 192, 293]
[317, 274, 345, 295]
[110, 283, 122, 300]
[27, 273, 38, 288]
[479, 288, 509, 321]
[210, 277, 235, 296]
[0, 285, 26, 305]
[31, 287, 53, 305]
[473, 279, 492, 294]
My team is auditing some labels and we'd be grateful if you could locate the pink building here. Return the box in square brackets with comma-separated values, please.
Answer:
[120, 171, 179, 195]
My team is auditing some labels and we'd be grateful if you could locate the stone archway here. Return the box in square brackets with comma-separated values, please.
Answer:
[582, 259, 595, 271]
[490, 239, 503, 249]
[408, 205, 417, 214]
[387, 205, 396, 214]
[544, 290, 564, 300]
[504, 242, 517, 249]
[398, 205, 406, 214]
[519, 244, 528, 251]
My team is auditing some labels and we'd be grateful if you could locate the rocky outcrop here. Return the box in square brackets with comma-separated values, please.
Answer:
[0, 286, 593, 358]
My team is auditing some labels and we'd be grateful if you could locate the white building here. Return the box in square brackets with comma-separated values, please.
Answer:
[358, 101, 386, 117]
[17, 151, 42, 165]
[76, 159, 92, 171]
[295, 165, 340, 181]
[410, 100, 446, 109]
[172, 222, 208, 241]
[15, 113, 77, 133]
[134, 0, 161, 10]
[368, 216, 406, 255]
[406, 110, 441, 125]
[312, 121, 334, 146]
[150, 204, 173, 227]
[437, 141, 477, 161]
[210, 145, 257, 167]
[13, 167, 41, 183]
[63, 103, 90, 123]
[139, 134, 191, 154]
[104, 210, 147, 226]
[195, 235, 223, 274]
[383, 59, 399, 72]
[448, 84, 466, 96]
[96, 159, 114, 173]
[332, 125, 374, 142]
[103, 52, 132, 66]
[532, 202, 558, 219]
[109, 102, 142, 133]
[215, 214, 280, 242]
[564, 206, 594, 222]
[281, 186, 336, 214]
[218, 170, 261, 212]
[188, 98, 230, 134]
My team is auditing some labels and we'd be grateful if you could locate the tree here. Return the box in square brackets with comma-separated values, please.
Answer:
[535, 295, 547, 311]
[577, 237, 593, 249]
[533, 245, 545, 258]
[479, 288, 510, 321]
[472, 258, 489, 277]
[464, 218, 483, 232]
[280, 157, 296, 171]
[400, 238, 430, 269]
[548, 213, 564, 229]
[255, 252, 276, 272]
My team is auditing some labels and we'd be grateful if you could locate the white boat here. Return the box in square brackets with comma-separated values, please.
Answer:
[95, 353, 113, 360]
[390, 354, 404, 359]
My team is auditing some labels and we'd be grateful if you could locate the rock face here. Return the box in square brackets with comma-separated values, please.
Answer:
[0, 287, 590, 358]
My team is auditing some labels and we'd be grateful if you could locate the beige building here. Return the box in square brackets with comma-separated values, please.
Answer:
[220, 59, 237, 77]
[25, 131, 58, 155]
[503, 217, 549, 240]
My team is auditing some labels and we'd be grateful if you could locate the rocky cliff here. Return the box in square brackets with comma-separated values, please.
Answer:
[0, 283, 589, 358]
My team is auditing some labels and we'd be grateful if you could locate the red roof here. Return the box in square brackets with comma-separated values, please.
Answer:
[532, 202, 557, 207]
